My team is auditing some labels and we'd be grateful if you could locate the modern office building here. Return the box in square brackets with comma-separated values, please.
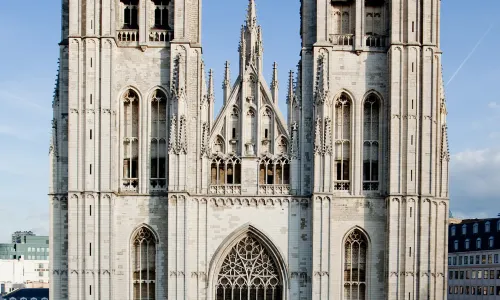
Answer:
[448, 218, 500, 298]
[0, 232, 49, 297]
[0, 232, 49, 261]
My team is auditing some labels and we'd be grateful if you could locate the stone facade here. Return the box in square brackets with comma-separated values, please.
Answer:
[49, 0, 450, 299]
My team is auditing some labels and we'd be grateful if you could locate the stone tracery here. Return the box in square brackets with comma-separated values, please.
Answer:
[215, 235, 282, 300]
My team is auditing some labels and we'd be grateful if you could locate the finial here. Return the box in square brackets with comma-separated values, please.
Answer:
[287, 70, 294, 104]
[247, 0, 257, 27]
[208, 69, 214, 98]
[224, 61, 231, 86]
[271, 62, 278, 88]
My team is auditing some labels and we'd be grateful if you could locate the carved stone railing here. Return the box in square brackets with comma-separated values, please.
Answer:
[329, 34, 354, 46]
[149, 29, 174, 43]
[365, 35, 387, 48]
[117, 29, 139, 42]
[334, 180, 350, 191]
[363, 181, 379, 191]
[122, 179, 139, 193]
[258, 184, 291, 195]
[150, 179, 167, 192]
[210, 185, 242, 195]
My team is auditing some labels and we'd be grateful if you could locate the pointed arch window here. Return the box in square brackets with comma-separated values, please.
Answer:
[334, 93, 352, 191]
[473, 223, 479, 234]
[152, 0, 172, 30]
[150, 90, 168, 191]
[451, 226, 456, 237]
[344, 229, 368, 300]
[465, 239, 470, 250]
[259, 156, 290, 185]
[462, 224, 467, 235]
[122, 89, 140, 192]
[210, 155, 241, 186]
[261, 108, 273, 154]
[476, 238, 482, 249]
[485, 221, 491, 233]
[363, 94, 380, 191]
[132, 227, 157, 300]
[489, 236, 494, 248]
[215, 235, 282, 300]
[331, 0, 355, 35]
[121, 0, 139, 29]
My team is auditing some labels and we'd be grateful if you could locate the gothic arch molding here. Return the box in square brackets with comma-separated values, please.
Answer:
[207, 224, 289, 299]
[118, 85, 143, 105]
[129, 223, 160, 245]
[362, 89, 384, 106]
[146, 85, 171, 102]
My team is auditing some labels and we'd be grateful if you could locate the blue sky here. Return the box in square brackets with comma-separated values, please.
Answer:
[0, 1, 499, 242]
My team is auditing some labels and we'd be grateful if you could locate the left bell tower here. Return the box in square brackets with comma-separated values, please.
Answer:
[50, 0, 204, 298]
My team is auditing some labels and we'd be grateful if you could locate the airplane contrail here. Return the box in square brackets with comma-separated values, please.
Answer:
[446, 23, 494, 86]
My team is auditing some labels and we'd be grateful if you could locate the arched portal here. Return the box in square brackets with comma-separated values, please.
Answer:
[214, 232, 284, 300]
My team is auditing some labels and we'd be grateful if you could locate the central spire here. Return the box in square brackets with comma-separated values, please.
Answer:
[246, 0, 257, 28]
[239, 0, 263, 74]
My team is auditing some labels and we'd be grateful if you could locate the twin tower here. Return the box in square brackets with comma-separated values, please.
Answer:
[49, 0, 450, 299]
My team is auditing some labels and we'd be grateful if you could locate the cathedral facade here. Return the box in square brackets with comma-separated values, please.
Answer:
[49, 0, 450, 299]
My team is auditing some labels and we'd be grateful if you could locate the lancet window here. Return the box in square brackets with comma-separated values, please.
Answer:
[259, 156, 290, 185]
[132, 227, 157, 300]
[230, 107, 239, 153]
[365, 0, 386, 46]
[152, 0, 172, 30]
[121, 0, 139, 29]
[122, 89, 140, 191]
[211, 155, 242, 185]
[344, 229, 368, 300]
[215, 235, 282, 300]
[150, 90, 168, 191]
[332, 0, 355, 35]
[334, 93, 352, 191]
[277, 137, 288, 155]
[261, 108, 273, 153]
[363, 94, 380, 191]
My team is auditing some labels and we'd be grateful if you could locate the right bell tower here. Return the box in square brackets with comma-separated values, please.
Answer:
[297, 0, 450, 299]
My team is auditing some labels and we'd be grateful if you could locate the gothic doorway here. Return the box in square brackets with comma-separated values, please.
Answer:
[214, 234, 283, 300]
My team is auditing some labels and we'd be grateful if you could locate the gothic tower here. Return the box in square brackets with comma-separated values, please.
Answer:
[50, 0, 449, 299]
[298, 0, 450, 299]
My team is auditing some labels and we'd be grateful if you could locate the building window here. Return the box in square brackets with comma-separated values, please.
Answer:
[331, 0, 355, 37]
[472, 271, 476, 279]
[490, 270, 495, 279]
[464, 256, 469, 265]
[497, 220, 500, 231]
[476, 238, 482, 249]
[462, 224, 467, 235]
[494, 254, 498, 264]
[362, 94, 380, 191]
[150, 90, 168, 191]
[343, 229, 368, 300]
[452, 257, 457, 265]
[476, 255, 480, 264]
[132, 227, 157, 300]
[448, 257, 451, 265]
[259, 156, 290, 185]
[121, 0, 139, 29]
[122, 89, 140, 191]
[486, 221, 491, 233]
[211, 155, 242, 185]
[465, 239, 470, 250]
[459, 256, 463, 265]
[153, 0, 172, 30]
[488, 254, 493, 264]
[482, 255, 486, 264]
[466, 270, 470, 279]
[470, 255, 474, 264]
[215, 235, 282, 300]
[334, 93, 352, 191]
[453, 240, 458, 250]
[473, 223, 479, 234]
[451, 226, 456, 236]
[489, 236, 494, 248]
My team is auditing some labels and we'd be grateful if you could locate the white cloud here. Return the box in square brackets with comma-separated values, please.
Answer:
[450, 148, 500, 218]
[488, 101, 500, 109]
